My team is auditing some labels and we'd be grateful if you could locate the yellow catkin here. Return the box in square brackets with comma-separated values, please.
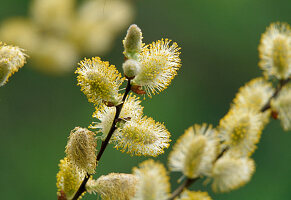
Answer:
[168, 124, 218, 178]
[56, 157, 85, 199]
[113, 116, 171, 156]
[218, 107, 263, 156]
[0, 42, 27, 86]
[132, 39, 181, 97]
[76, 57, 125, 105]
[259, 22, 291, 79]
[86, 173, 138, 200]
[132, 160, 170, 200]
[212, 154, 255, 193]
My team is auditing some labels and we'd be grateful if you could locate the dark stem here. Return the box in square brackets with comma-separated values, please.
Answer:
[215, 147, 229, 162]
[168, 178, 198, 200]
[261, 78, 290, 112]
[72, 80, 131, 200]
[96, 80, 131, 162]
[168, 78, 290, 199]
[71, 173, 90, 200]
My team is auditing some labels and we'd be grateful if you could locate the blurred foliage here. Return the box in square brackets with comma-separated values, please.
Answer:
[0, 0, 134, 74]
[0, 0, 290, 199]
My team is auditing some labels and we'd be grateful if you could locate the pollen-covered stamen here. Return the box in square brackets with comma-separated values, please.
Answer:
[218, 107, 263, 156]
[113, 116, 171, 156]
[123, 123, 157, 144]
[132, 39, 181, 97]
[0, 43, 27, 71]
[230, 119, 249, 146]
[0, 42, 27, 86]
[76, 57, 125, 106]
[86, 70, 113, 98]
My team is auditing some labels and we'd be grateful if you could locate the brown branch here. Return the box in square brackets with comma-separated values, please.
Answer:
[168, 77, 290, 200]
[72, 80, 132, 200]
[168, 178, 198, 200]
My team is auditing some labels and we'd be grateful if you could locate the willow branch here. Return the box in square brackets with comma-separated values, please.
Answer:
[168, 77, 290, 200]
[168, 178, 198, 200]
[72, 80, 131, 200]
[96, 80, 132, 162]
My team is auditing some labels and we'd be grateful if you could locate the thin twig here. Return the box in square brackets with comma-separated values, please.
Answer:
[168, 178, 198, 200]
[168, 78, 290, 200]
[72, 80, 131, 200]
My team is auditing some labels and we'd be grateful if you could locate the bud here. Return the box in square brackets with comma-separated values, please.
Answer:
[65, 127, 97, 174]
[123, 24, 143, 59]
[86, 173, 138, 200]
[0, 59, 10, 86]
[122, 59, 141, 79]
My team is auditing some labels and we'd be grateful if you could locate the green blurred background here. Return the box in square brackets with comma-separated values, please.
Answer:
[1, 0, 291, 199]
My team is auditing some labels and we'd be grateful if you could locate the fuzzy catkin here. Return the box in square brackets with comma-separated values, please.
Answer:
[86, 173, 138, 200]
[66, 127, 97, 174]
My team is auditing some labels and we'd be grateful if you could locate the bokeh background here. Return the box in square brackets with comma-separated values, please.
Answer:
[1, 0, 291, 199]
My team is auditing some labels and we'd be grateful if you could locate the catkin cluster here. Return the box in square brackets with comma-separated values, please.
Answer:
[56, 22, 291, 200]
[56, 24, 181, 200]
[0, 0, 134, 74]
[164, 22, 291, 198]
